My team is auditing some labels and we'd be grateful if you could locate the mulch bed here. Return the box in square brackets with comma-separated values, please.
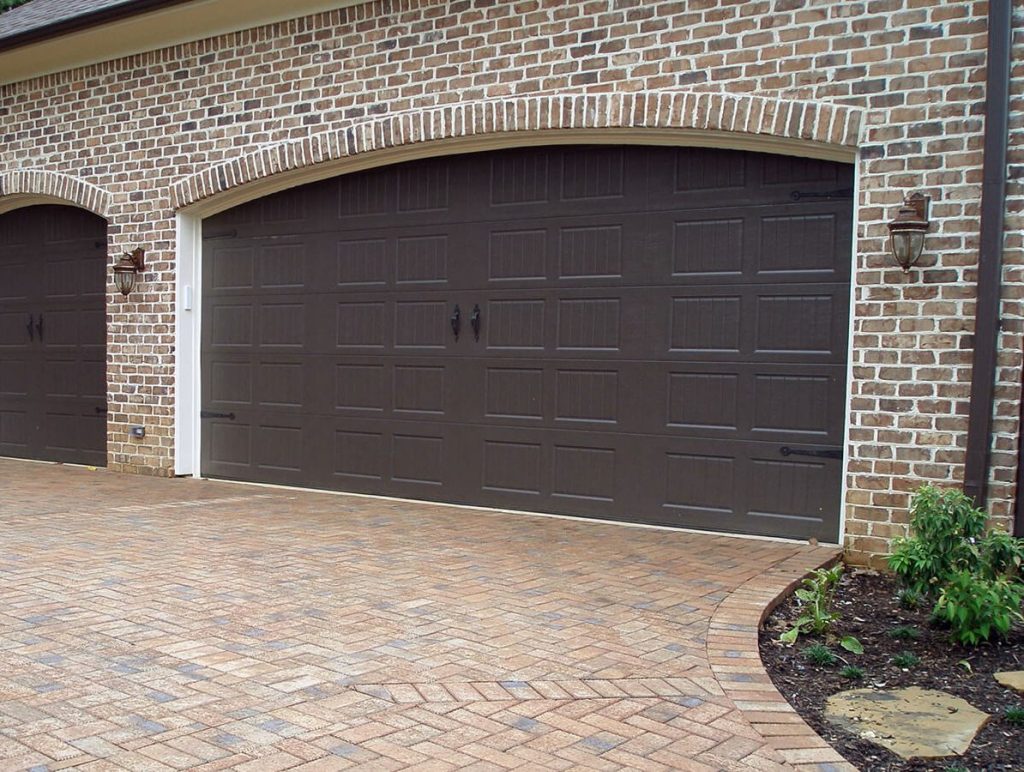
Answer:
[759, 569, 1024, 771]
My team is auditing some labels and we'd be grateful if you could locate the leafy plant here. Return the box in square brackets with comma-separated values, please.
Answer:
[780, 565, 842, 643]
[840, 665, 864, 680]
[891, 650, 920, 669]
[0, 0, 31, 13]
[803, 643, 838, 666]
[889, 486, 988, 596]
[898, 587, 922, 610]
[934, 570, 1024, 646]
[779, 565, 862, 655]
[1005, 706, 1024, 726]
[888, 625, 920, 641]
[888, 485, 1024, 645]
[839, 635, 863, 654]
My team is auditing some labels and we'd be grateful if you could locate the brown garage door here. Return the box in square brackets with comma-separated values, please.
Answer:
[0, 205, 107, 466]
[202, 146, 852, 541]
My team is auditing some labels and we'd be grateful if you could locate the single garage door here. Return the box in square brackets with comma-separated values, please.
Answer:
[0, 205, 107, 466]
[202, 146, 852, 541]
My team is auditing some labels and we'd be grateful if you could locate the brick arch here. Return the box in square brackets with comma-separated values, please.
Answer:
[172, 91, 863, 211]
[0, 170, 111, 217]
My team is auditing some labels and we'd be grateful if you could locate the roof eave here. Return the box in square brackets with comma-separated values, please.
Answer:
[0, 0, 195, 54]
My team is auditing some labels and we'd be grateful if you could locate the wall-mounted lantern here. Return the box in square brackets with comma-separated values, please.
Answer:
[887, 193, 930, 272]
[113, 247, 146, 297]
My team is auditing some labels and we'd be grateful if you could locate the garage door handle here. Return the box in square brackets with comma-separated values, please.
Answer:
[780, 446, 842, 460]
[200, 410, 236, 420]
[26, 314, 34, 341]
[450, 304, 461, 340]
[471, 304, 481, 342]
[36, 314, 43, 341]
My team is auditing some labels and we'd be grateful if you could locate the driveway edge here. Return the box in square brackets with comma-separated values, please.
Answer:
[706, 546, 858, 771]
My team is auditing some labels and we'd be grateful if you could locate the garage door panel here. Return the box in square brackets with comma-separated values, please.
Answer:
[753, 291, 845, 355]
[0, 259, 33, 303]
[206, 420, 252, 472]
[328, 357, 467, 422]
[0, 408, 31, 455]
[745, 454, 837, 541]
[649, 202, 852, 285]
[462, 426, 637, 516]
[202, 146, 851, 541]
[649, 146, 852, 211]
[646, 283, 850, 363]
[326, 416, 469, 499]
[762, 152, 848, 186]
[656, 436, 840, 540]
[660, 363, 846, 444]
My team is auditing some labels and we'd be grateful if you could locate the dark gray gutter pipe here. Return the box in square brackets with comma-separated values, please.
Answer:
[962, 0, 1012, 526]
[1016, 390, 1024, 536]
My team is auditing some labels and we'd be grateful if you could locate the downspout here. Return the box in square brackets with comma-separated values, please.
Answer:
[1016, 394, 1024, 536]
[962, 0, 1012, 518]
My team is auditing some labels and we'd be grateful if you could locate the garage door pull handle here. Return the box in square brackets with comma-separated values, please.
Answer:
[26, 314, 34, 341]
[780, 446, 842, 460]
[450, 304, 461, 340]
[36, 314, 43, 341]
[200, 410, 236, 420]
[471, 304, 481, 341]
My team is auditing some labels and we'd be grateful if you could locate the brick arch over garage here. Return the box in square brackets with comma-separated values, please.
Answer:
[0, 170, 111, 217]
[171, 91, 864, 214]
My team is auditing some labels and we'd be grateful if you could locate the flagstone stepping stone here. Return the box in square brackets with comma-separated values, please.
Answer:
[995, 671, 1024, 693]
[824, 686, 989, 760]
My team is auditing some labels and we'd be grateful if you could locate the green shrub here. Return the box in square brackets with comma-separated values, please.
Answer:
[891, 650, 920, 669]
[934, 570, 1024, 646]
[840, 665, 864, 680]
[888, 625, 920, 640]
[888, 485, 1024, 645]
[803, 643, 838, 666]
[889, 486, 987, 596]
[1005, 706, 1024, 726]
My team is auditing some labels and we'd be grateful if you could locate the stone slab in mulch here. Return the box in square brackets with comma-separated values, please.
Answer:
[995, 671, 1024, 693]
[824, 686, 989, 759]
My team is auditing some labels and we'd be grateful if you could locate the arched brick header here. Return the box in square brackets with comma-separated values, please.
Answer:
[0, 170, 111, 216]
[172, 91, 864, 210]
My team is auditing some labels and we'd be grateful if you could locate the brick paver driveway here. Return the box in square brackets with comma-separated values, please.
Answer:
[0, 459, 845, 771]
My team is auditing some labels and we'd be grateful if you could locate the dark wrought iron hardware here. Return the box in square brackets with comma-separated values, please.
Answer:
[36, 314, 43, 341]
[200, 410, 236, 420]
[26, 314, 33, 341]
[95, 406, 108, 415]
[470, 304, 481, 342]
[780, 446, 842, 460]
[450, 304, 461, 340]
[790, 187, 854, 201]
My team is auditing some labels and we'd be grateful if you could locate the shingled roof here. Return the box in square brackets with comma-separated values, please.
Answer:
[0, 0, 188, 50]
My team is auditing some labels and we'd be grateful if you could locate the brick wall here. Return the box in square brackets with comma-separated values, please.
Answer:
[1, 0, 1022, 565]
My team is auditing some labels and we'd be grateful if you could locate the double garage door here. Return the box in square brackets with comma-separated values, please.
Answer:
[202, 145, 852, 541]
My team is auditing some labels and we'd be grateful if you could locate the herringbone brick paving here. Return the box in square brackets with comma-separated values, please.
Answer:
[0, 459, 849, 770]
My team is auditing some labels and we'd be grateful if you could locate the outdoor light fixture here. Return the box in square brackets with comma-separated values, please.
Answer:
[113, 247, 146, 297]
[887, 193, 930, 272]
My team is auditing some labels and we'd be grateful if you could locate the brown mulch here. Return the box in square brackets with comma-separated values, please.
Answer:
[759, 570, 1024, 771]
